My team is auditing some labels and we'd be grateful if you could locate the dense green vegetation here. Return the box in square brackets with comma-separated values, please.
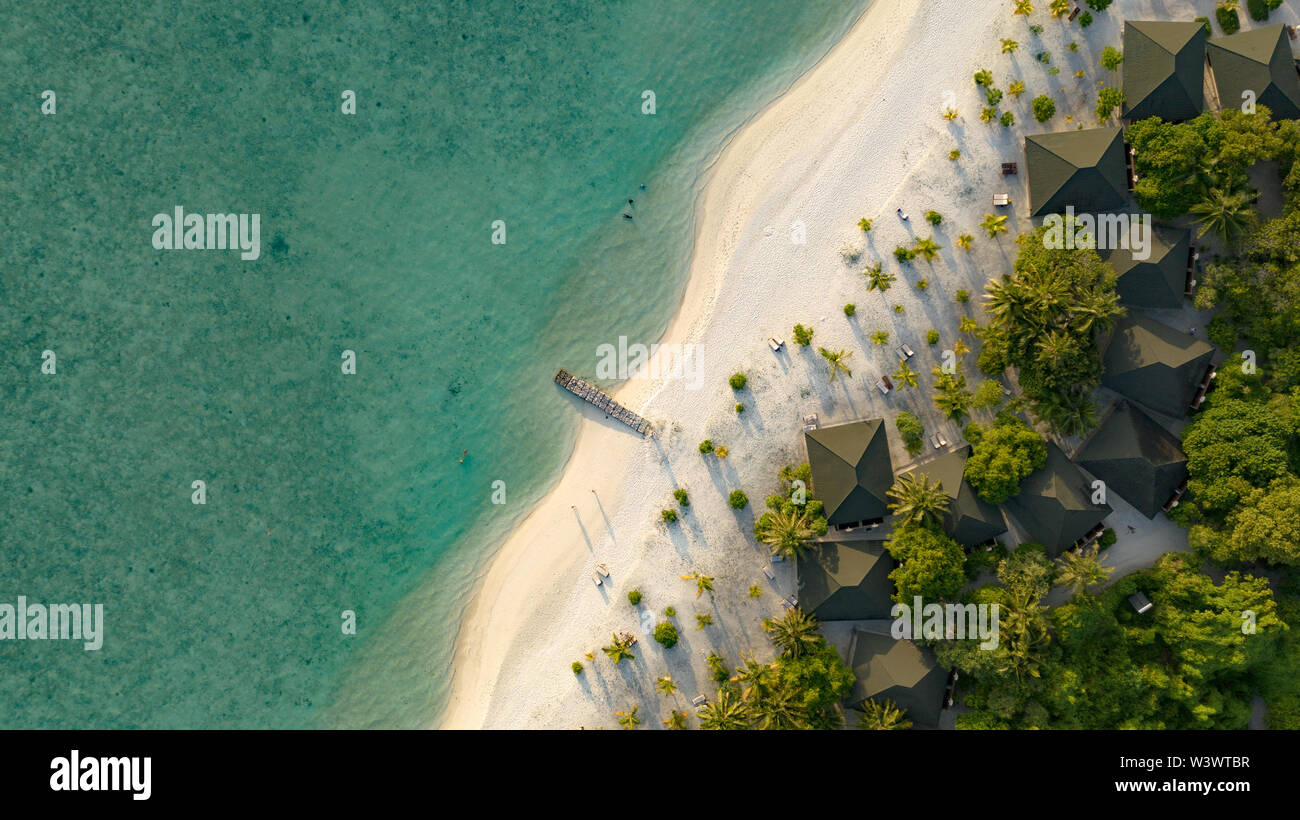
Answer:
[977, 226, 1122, 435]
[963, 415, 1047, 503]
[939, 551, 1287, 728]
[754, 463, 828, 561]
[884, 472, 965, 603]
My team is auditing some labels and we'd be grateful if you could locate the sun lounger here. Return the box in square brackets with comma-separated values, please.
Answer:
[596, 563, 610, 577]
[593, 573, 602, 586]
[993, 193, 1010, 207]
[938, 432, 949, 447]
[802, 413, 820, 432]
[692, 694, 708, 707]
[768, 337, 785, 352]
[930, 433, 942, 450]
[898, 343, 915, 359]
[1001, 162, 1018, 175]
[1068, 7, 1079, 22]
[762, 566, 775, 581]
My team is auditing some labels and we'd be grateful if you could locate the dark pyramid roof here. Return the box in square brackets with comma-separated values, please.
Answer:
[897, 445, 1007, 547]
[806, 420, 895, 526]
[1002, 441, 1111, 558]
[1074, 401, 1188, 519]
[1098, 223, 1189, 309]
[796, 541, 895, 621]
[1102, 313, 1215, 418]
[1025, 127, 1130, 217]
[846, 629, 948, 728]
[1123, 21, 1207, 122]
[1208, 25, 1300, 121]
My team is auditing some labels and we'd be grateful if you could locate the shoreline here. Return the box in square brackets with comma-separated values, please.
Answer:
[437, 0, 922, 729]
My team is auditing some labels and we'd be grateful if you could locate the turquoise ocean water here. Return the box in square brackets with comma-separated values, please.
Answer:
[0, 0, 868, 728]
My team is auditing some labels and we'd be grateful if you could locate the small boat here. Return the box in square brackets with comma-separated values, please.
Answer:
[596, 563, 610, 578]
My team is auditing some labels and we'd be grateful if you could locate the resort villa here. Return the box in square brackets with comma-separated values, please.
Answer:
[1101, 314, 1217, 419]
[1206, 24, 1300, 121]
[1025, 127, 1130, 217]
[1073, 401, 1189, 520]
[1122, 21, 1207, 122]
[1097, 223, 1193, 309]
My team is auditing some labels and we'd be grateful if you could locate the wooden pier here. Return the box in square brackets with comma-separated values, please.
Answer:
[554, 369, 653, 436]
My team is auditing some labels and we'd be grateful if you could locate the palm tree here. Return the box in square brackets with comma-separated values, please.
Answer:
[615, 705, 640, 729]
[1049, 0, 1070, 16]
[959, 316, 980, 335]
[1218, 0, 1240, 12]
[1069, 290, 1123, 336]
[818, 347, 853, 381]
[752, 685, 809, 730]
[656, 675, 678, 695]
[731, 654, 776, 702]
[998, 586, 1049, 683]
[1054, 543, 1113, 598]
[601, 632, 636, 665]
[1002, 39, 1019, 54]
[763, 608, 821, 659]
[865, 263, 896, 293]
[1033, 329, 1077, 370]
[1190, 186, 1255, 249]
[857, 217, 873, 232]
[698, 687, 748, 730]
[871, 329, 890, 346]
[952, 338, 971, 357]
[914, 236, 943, 263]
[891, 359, 920, 389]
[886, 472, 950, 529]
[754, 505, 816, 561]
[1013, 0, 1034, 14]
[663, 710, 689, 730]
[857, 698, 913, 730]
[957, 233, 973, 250]
[981, 213, 1008, 238]
[681, 571, 715, 598]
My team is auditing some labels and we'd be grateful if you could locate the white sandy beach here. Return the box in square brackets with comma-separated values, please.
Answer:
[438, 0, 1224, 729]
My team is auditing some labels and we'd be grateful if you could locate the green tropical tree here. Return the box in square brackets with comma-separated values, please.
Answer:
[681, 571, 715, 598]
[1013, 0, 1034, 14]
[818, 347, 853, 381]
[858, 698, 913, 730]
[981, 213, 1009, 238]
[892, 359, 920, 389]
[698, 687, 748, 730]
[663, 710, 689, 730]
[754, 505, 816, 561]
[763, 608, 822, 659]
[656, 675, 678, 695]
[914, 236, 943, 262]
[1054, 543, 1113, 598]
[865, 262, 896, 293]
[1190, 186, 1255, 248]
[887, 473, 950, 529]
[615, 704, 640, 729]
[1002, 39, 1019, 54]
[601, 632, 636, 665]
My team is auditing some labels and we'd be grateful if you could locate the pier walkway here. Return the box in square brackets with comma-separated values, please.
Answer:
[554, 369, 653, 436]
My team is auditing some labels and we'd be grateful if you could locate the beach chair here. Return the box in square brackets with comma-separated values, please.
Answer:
[1001, 162, 1018, 175]
[992, 193, 1011, 207]
[938, 431, 950, 447]
[596, 563, 610, 577]
[768, 337, 785, 352]
[593, 572, 602, 586]
[692, 694, 709, 708]
[1068, 7, 1079, 22]
[762, 566, 775, 581]
[802, 413, 820, 432]
[898, 343, 915, 360]
[930, 433, 942, 450]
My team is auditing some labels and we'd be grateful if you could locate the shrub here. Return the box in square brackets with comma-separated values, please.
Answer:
[1029, 24, 1044, 35]
[572, 661, 584, 675]
[748, 585, 762, 598]
[661, 509, 678, 523]
[698, 439, 714, 454]
[974, 69, 993, 87]
[1085, 0, 1112, 10]
[1032, 95, 1057, 123]
[665, 606, 676, 617]
[729, 372, 747, 390]
[894, 246, 917, 263]
[1206, 316, 1238, 352]
[980, 106, 998, 124]
[1000, 111, 1015, 128]
[653, 621, 679, 648]
[985, 87, 1004, 107]
[735, 402, 745, 414]
[628, 589, 643, 605]
[894, 304, 906, 314]
[1098, 528, 1118, 549]
[896, 411, 926, 457]
[955, 289, 970, 303]
[793, 324, 814, 346]
[916, 278, 930, 291]
[858, 217, 873, 232]
[1008, 80, 1026, 98]
[1078, 11, 1092, 26]
[728, 490, 749, 510]
[949, 149, 961, 160]
[1216, 4, 1241, 34]
[1100, 46, 1123, 71]
[927, 329, 941, 345]
[674, 488, 690, 506]
[925, 210, 943, 226]
[1247, 0, 1270, 22]
[716, 445, 729, 458]
[1096, 87, 1125, 123]
[697, 613, 714, 631]
[844, 303, 856, 316]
